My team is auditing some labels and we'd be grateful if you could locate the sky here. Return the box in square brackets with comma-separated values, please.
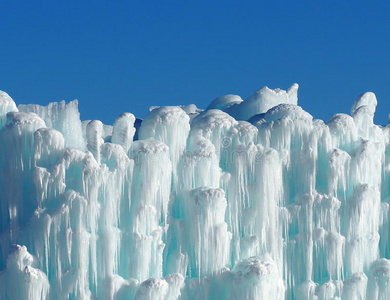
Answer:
[1, 1, 390, 125]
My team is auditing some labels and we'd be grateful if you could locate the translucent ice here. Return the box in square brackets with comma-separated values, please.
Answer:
[19, 100, 85, 150]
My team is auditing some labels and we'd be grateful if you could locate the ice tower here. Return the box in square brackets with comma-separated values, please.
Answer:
[0, 84, 390, 299]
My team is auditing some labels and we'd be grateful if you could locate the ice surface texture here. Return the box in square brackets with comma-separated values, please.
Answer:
[0, 85, 390, 299]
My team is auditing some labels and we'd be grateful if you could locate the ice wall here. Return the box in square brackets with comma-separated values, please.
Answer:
[1, 85, 390, 299]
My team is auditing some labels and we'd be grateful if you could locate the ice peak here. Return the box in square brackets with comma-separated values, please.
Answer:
[0, 90, 18, 114]
[207, 94, 243, 111]
[263, 104, 312, 122]
[351, 91, 377, 115]
[222, 83, 299, 121]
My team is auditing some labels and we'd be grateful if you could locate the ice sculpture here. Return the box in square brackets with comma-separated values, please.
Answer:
[0, 85, 390, 299]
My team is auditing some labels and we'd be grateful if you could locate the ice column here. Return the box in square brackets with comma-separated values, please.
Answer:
[190, 109, 237, 165]
[86, 120, 104, 164]
[112, 112, 136, 153]
[127, 139, 172, 282]
[183, 187, 231, 277]
[19, 100, 85, 150]
[0, 112, 46, 243]
[230, 255, 285, 300]
[138, 106, 190, 190]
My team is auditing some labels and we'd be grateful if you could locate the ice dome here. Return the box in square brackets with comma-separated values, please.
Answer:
[223, 83, 299, 120]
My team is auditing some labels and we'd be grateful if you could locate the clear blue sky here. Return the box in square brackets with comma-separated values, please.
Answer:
[1, 1, 390, 125]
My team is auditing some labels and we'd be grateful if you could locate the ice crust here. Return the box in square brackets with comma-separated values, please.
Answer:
[1, 85, 390, 299]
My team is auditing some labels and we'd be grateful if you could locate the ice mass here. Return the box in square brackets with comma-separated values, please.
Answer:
[0, 83, 389, 299]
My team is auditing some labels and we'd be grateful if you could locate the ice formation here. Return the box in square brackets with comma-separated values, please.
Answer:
[0, 84, 390, 299]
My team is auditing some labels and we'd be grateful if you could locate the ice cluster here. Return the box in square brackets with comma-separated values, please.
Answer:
[0, 84, 390, 299]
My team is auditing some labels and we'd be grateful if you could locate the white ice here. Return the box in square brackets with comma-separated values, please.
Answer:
[0, 84, 390, 299]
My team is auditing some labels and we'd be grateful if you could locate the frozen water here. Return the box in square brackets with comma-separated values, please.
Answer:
[1, 84, 390, 299]
[223, 83, 298, 120]
[19, 100, 85, 150]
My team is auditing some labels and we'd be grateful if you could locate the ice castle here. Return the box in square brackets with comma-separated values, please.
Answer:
[0, 84, 389, 299]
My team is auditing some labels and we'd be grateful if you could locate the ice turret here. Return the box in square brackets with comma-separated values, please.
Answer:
[112, 112, 136, 153]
